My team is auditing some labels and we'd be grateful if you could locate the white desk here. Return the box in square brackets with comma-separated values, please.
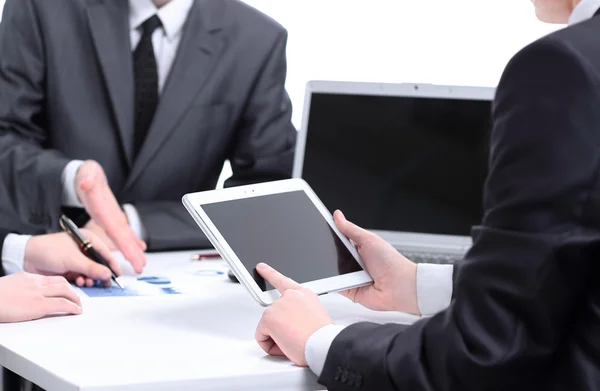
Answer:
[0, 251, 418, 391]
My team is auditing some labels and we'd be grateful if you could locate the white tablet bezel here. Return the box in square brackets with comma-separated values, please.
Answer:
[183, 178, 372, 306]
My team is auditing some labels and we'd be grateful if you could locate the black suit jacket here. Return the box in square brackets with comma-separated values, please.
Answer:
[320, 15, 600, 391]
[0, 0, 296, 251]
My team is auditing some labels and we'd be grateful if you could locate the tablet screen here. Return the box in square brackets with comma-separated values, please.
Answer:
[202, 190, 363, 291]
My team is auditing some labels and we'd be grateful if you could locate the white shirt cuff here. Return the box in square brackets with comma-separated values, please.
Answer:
[2, 234, 32, 275]
[123, 204, 147, 241]
[305, 324, 346, 377]
[61, 160, 84, 207]
[416, 263, 454, 316]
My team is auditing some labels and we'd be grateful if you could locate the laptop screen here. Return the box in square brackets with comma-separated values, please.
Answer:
[300, 92, 492, 237]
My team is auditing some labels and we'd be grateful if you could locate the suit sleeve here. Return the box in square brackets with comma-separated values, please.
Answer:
[0, 0, 69, 234]
[224, 29, 297, 188]
[319, 40, 600, 391]
[134, 200, 211, 251]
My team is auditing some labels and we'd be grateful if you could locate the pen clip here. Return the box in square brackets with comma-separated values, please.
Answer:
[58, 216, 68, 232]
[59, 215, 91, 251]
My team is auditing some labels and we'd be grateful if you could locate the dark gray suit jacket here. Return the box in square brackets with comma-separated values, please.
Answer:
[0, 0, 296, 251]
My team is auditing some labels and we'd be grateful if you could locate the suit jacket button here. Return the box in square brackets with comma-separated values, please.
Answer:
[341, 372, 348, 383]
[334, 367, 343, 382]
[356, 374, 363, 387]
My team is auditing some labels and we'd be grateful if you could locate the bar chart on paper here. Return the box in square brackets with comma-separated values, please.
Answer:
[77, 255, 230, 298]
[79, 277, 182, 297]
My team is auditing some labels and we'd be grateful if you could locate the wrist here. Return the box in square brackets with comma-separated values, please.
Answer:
[62, 160, 85, 207]
[305, 324, 346, 377]
[416, 263, 454, 316]
[1, 234, 32, 275]
[73, 162, 85, 202]
[395, 260, 420, 315]
[23, 236, 42, 273]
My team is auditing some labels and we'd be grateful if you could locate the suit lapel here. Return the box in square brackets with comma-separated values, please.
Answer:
[86, 0, 135, 168]
[125, 0, 226, 189]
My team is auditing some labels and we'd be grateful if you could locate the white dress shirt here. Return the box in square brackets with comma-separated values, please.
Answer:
[569, 0, 600, 25]
[304, 2, 600, 376]
[1, 0, 194, 273]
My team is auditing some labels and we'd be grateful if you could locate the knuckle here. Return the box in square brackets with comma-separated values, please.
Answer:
[36, 277, 47, 287]
[299, 287, 312, 295]
[23, 273, 36, 283]
[26, 272, 38, 279]
[58, 298, 71, 307]
[291, 288, 306, 298]
[282, 289, 298, 300]
[263, 308, 274, 320]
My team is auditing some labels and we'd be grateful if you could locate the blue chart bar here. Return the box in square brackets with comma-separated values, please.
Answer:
[79, 276, 182, 297]
[79, 285, 142, 297]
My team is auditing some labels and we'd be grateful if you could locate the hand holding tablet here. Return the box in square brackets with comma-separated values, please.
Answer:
[183, 179, 373, 306]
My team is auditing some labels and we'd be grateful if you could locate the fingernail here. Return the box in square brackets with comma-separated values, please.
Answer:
[257, 263, 269, 271]
[77, 306, 83, 314]
[338, 210, 346, 221]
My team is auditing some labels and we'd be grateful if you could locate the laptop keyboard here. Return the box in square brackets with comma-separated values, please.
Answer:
[402, 252, 461, 265]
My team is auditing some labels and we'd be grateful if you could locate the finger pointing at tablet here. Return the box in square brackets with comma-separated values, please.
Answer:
[256, 263, 300, 292]
[255, 263, 334, 367]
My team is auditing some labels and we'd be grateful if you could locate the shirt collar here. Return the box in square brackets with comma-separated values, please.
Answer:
[569, 0, 600, 25]
[129, 0, 194, 41]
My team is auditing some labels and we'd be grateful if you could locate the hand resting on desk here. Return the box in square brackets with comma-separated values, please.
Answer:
[254, 210, 420, 367]
[0, 273, 82, 323]
[0, 231, 121, 323]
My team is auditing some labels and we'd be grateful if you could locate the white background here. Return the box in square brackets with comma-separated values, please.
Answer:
[0, 0, 561, 182]
[243, 0, 559, 127]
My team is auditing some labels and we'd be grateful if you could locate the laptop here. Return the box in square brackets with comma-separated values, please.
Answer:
[293, 81, 495, 264]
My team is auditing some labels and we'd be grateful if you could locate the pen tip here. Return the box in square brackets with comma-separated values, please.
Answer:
[115, 277, 126, 289]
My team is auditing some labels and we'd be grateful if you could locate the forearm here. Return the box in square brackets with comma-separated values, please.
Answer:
[225, 144, 295, 188]
[0, 132, 69, 232]
[318, 224, 593, 391]
[133, 200, 211, 251]
[305, 263, 454, 377]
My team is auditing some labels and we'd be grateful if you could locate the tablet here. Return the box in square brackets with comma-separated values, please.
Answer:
[182, 179, 372, 306]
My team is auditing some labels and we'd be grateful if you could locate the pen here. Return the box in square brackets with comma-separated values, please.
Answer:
[59, 215, 125, 289]
[191, 253, 221, 261]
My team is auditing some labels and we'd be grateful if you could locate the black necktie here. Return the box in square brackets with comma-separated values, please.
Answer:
[133, 15, 162, 157]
